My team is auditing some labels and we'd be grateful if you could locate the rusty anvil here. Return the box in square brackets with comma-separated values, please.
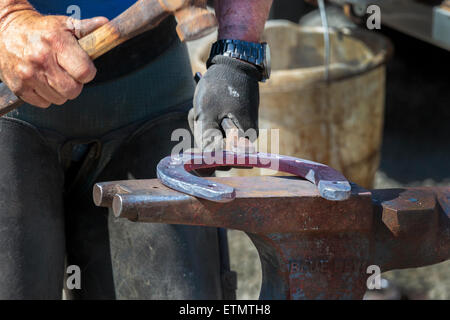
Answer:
[0, 0, 217, 116]
[93, 152, 450, 300]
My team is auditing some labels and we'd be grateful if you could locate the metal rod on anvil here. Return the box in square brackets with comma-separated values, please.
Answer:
[93, 181, 131, 208]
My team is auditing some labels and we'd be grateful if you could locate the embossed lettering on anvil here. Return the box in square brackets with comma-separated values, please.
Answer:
[289, 259, 367, 274]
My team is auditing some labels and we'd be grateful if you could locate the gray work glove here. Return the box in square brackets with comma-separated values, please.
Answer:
[188, 55, 262, 151]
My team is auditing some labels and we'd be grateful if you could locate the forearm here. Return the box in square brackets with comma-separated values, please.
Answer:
[215, 0, 273, 42]
[0, 0, 35, 28]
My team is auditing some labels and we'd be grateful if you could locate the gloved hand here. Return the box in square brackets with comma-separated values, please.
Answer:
[189, 55, 262, 151]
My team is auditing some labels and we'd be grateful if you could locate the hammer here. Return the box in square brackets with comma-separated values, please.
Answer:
[0, 0, 217, 117]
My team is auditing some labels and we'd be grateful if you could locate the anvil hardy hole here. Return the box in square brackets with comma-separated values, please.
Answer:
[208, 184, 217, 188]
[152, 186, 158, 189]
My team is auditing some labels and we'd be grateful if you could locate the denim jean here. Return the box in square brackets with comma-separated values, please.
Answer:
[0, 40, 224, 299]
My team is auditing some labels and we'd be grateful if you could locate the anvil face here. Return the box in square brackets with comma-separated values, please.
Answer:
[94, 175, 450, 299]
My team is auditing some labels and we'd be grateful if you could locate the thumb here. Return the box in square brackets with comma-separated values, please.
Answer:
[67, 16, 109, 39]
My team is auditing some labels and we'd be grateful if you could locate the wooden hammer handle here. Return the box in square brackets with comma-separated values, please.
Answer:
[0, 0, 170, 117]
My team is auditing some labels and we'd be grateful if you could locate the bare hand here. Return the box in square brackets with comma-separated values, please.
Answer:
[0, 9, 108, 108]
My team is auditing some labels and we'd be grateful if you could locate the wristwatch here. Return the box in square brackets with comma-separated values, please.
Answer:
[207, 39, 271, 82]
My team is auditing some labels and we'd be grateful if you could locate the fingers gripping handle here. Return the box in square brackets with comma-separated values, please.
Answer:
[157, 152, 352, 202]
[0, 0, 164, 117]
[0, 0, 217, 117]
[0, 23, 128, 116]
[0, 22, 123, 117]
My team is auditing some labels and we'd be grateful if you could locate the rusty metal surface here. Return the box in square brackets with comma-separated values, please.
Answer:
[99, 177, 369, 233]
[94, 176, 450, 299]
[372, 187, 450, 271]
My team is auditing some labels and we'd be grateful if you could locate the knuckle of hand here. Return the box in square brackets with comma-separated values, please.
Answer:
[16, 64, 34, 81]
[10, 80, 24, 95]
[67, 83, 83, 99]
[77, 64, 96, 83]
[29, 47, 51, 64]
[42, 31, 59, 43]
[60, 81, 82, 99]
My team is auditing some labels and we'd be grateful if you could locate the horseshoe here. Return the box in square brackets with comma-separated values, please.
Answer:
[156, 152, 352, 202]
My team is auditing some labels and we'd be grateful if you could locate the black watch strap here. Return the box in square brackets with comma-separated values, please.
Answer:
[207, 39, 268, 73]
